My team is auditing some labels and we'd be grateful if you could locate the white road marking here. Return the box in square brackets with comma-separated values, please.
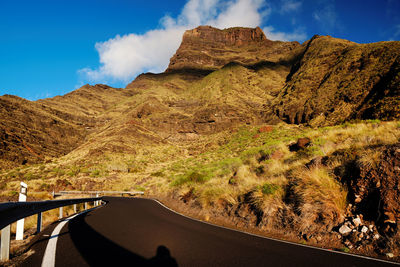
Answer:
[41, 213, 80, 267]
[151, 198, 400, 266]
[41, 205, 105, 267]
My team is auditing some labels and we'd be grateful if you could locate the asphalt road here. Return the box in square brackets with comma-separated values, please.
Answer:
[21, 197, 398, 267]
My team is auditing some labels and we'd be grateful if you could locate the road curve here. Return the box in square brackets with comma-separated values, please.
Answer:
[21, 197, 398, 266]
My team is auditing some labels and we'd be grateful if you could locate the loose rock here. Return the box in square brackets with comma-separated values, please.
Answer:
[339, 225, 352, 236]
[353, 217, 362, 227]
[361, 226, 368, 233]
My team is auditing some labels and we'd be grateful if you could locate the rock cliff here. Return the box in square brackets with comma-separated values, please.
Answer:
[166, 25, 299, 71]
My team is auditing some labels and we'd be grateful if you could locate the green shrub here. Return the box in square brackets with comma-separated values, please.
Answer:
[340, 247, 350, 253]
[261, 183, 279, 195]
[91, 169, 101, 177]
[187, 171, 208, 183]
[67, 166, 80, 177]
[24, 172, 39, 181]
[135, 186, 146, 191]
[172, 169, 212, 186]
[53, 168, 65, 177]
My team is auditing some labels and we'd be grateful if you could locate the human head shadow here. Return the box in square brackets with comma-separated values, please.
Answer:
[148, 246, 178, 267]
[68, 212, 178, 266]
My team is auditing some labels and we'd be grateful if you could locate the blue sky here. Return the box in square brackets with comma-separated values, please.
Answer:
[0, 0, 399, 100]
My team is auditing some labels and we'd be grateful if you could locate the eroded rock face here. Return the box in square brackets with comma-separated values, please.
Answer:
[167, 25, 299, 71]
[183, 25, 267, 46]
[356, 144, 400, 236]
[273, 35, 400, 125]
[338, 144, 400, 236]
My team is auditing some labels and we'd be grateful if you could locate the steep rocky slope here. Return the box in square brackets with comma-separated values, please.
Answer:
[0, 84, 133, 169]
[273, 35, 400, 126]
[0, 95, 85, 169]
[167, 25, 299, 71]
[1, 25, 400, 261]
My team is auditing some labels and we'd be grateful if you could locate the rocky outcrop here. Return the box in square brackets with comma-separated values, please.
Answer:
[348, 144, 400, 236]
[273, 35, 400, 125]
[337, 214, 380, 250]
[166, 25, 299, 71]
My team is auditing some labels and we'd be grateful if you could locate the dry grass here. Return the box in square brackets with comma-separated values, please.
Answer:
[1, 120, 399, 239]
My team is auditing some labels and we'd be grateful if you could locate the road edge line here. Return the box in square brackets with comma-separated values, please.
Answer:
[40, 205, 104, 267]
[150, 198, 399, 266]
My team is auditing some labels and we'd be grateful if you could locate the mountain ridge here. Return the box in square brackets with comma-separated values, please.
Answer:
[1, 26, 399, 168]
[1, 25, 400, 260]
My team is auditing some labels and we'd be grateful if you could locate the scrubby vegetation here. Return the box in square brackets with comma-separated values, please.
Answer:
[1, 26, 399, 261]
[2, 121, 398, 254]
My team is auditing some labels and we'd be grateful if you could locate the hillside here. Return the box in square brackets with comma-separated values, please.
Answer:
[274, 35, 400, 125]
[0, 84, 133, 169]
[1, 25, 400, 260]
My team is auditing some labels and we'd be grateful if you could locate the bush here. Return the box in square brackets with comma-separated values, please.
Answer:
[172, 170, 212, 186]
[24, 172, 39, 181]
[340, 247, 350, 253]
[187, 171, 208, 183]
[67, 166, 80, 177]
[91, 169, 101, 177]
[261, 183, 279, 195]
[135, 186, 146, 191]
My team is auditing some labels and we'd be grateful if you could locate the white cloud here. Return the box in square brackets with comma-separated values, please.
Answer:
[79, 0, 307, 84]
[80, 0, 267, 83]
[79, 26, 187, 82]
[280, 0, 302, 14]
[263, 26, 307, 41]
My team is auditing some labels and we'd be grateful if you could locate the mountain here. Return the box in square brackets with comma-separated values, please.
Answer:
[273, 35, 400, 126]
[166, 25, 299, 71]
[1, 25, 400, 259]
[0, 84, 133, 169]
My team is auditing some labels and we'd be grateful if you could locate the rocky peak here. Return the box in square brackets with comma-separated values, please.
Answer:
[166, 25, 299, 72]
[182, 25, 269, 46]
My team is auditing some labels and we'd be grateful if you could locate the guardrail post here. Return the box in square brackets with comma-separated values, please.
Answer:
[59, 207, 63, 219]
[1, 224, 10, 261]
[84, 202, 87, 210]
[94, 193, 99, 206]
[36, 212, 42, 233]
[73, 204, 77, 213]
[16, 182, 28, 240]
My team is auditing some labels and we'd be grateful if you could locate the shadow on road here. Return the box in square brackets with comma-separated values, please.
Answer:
[68, 212, 178, 266]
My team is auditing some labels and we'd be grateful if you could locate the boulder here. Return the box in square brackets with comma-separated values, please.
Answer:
[386, 253, 394, 258]
[361, 226, 368, 233]
[289, 137, 311, 152]
[353, 217, 362, 227]
[339, 224, 352, 236]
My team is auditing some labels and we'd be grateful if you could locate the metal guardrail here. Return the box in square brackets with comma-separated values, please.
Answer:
[0, 197, 103, 261]
[56, 190, 144, 197]
[0, 197, 102, 230]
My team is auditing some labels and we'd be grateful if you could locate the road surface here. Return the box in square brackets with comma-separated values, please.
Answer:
[21, 197, 398, 266]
